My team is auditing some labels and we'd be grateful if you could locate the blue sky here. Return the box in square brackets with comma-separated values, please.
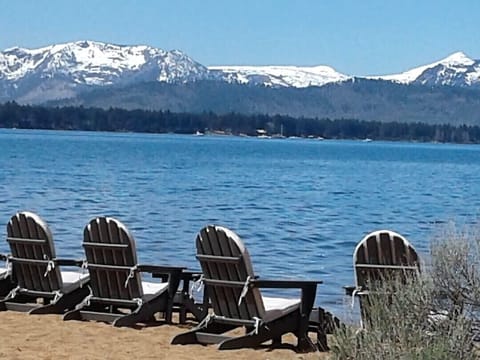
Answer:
[1, 0, 478, 76]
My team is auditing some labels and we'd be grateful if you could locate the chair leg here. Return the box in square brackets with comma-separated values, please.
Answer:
[0, 279, 13, 297]
[178, 302, 187, 324]
[114, 292, 171, 327]
[218, 332, 263, 350]
[219, 324, 287, 350]
[314, 307, 329, 352]
[182, 297, 208, 323]
[272, 336, 282, 347]
[63, 308, 82, 321]
[0, 299, 7, 311]
[171, 322, 236, 345]
[29, 303, 60, 314]
[171, 329, 201, 345]
[295, 311, 318, 353]
[113, 309, 148, 327]
[296, 335, 317, 353]
[30, 287, 90, 315]
[218, 324, 289, 350]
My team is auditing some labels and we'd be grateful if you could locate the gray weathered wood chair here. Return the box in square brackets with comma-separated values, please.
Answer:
[172, 225, 322, 352]
[345, 230, 421, 326]
[63, 216, 184, 327]
[0, 211, 90, 313]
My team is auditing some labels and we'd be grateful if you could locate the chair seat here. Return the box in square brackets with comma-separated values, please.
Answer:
[61, 271, 90, 293]
[142, 281, 169, 296]
[263, 296, 300, 322]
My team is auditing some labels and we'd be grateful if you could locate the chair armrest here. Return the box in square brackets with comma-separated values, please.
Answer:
[344, 285, 369, 296]
[56, 258, 85, 267]
[138, 265, 186, 274]
[179, 270, 203, 281]
[356, 290, 370, 296]
[140, 265, 185, 298]
[344, 285, 356, 295]
[252, 279, 322, 289]
[253, 279, 321, 319]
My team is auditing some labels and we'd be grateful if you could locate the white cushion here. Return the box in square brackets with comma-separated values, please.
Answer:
[60, 270, 90, 294]
[142, 281, 169, 295]
[262, 296, 301, 322]
[61, 270, 89, 285]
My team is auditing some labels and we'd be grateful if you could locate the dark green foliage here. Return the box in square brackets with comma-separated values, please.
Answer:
[332, 276, 476, 360]
[44, 79, 480, 126]
[1, 101, 480, 143]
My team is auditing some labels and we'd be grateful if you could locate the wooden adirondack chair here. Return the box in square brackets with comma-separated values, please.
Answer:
[345, 230, 421, 326]
[0, 212, 90, 314]
[63, 216, 184, 327]
[172, 225, 322, 352]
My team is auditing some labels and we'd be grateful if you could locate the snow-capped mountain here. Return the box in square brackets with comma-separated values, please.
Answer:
[0, 40, 209, 102]
[0, 40, 354, 103]
[208, 65, 350, 88]
[1, 40, 480, 105]
[377, 52, 480, 87]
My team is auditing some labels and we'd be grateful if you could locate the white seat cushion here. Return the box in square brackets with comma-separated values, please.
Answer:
[61, 271, 89, 285]
[60, 271, 90, 294]
[142, 281, 169, 296]
[262, 296, 301, 322]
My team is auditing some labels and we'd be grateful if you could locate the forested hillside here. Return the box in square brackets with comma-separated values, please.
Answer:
[1, 101, 479, 143]
[48, 79, 480, 126]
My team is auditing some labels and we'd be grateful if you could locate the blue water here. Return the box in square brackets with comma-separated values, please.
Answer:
[1, 129, 480, 317]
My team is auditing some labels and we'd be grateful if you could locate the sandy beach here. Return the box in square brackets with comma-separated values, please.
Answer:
[0, 312, 330, 359]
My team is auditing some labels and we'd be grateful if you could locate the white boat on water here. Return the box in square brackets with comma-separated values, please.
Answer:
[256, 129, 270, 139]
[194, 131, 204, 136]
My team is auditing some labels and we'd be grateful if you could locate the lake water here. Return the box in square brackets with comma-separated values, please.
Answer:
[1, 129, 480, 318]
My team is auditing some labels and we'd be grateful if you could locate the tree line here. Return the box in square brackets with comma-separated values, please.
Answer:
[1, 101, 480, 143]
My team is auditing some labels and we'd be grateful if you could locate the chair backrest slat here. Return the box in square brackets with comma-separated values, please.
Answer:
[217, 226, 259, 319]
[196, 225, 265, 320]
[83, 217, 142, 300]
[6, 212, 62, 292]
[354, 230, 420, 290]
[213, 227, 242, 319]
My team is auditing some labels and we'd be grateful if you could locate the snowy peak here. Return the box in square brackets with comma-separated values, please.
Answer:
[0, 40, 208, 86]
[209, 65, 350, 88]
[379, 51, 480, 87]
[440, 51, 474, 66]
[415, 52, 479, 87]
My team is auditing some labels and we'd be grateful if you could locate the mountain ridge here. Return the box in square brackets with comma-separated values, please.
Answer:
[2, 41, 480, 126]
[0, 40, 211, 103]
[1, 40, 480, 102]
